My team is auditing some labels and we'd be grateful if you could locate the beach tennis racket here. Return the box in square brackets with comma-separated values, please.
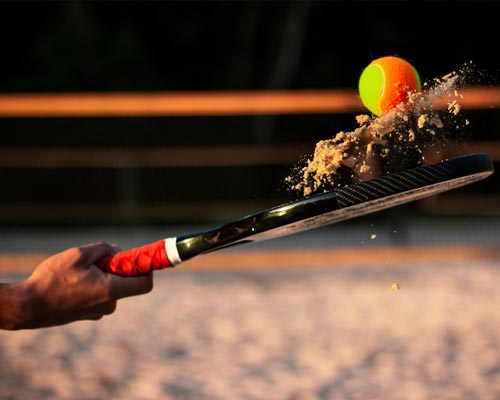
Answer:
[97, 153, 494, 276]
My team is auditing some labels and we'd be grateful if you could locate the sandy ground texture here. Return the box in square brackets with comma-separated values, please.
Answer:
[2, 256, 500, 400]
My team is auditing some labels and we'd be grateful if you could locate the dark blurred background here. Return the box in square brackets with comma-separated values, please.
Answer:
[0, 0, 498, 227]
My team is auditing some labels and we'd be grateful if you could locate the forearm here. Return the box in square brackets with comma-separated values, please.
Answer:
[0, 282, 31, 330]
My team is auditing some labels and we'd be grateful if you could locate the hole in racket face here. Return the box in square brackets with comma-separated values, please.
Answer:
[175, 153, 493, 261]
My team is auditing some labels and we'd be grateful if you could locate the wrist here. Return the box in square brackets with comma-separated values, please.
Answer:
[0, 281, 33, 330]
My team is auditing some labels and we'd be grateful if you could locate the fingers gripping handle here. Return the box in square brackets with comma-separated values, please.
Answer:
[97, 238, 181, 276]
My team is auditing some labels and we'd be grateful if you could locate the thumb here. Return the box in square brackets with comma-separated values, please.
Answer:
[78, 242, 116, 265]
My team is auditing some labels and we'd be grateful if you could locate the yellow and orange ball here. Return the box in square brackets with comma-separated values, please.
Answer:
[358, 56, 422, 116]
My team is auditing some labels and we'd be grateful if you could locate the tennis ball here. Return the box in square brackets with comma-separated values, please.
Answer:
[358, 56, 422, 116]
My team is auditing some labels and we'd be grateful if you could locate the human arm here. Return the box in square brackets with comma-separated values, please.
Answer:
[0, 242, 153, 330]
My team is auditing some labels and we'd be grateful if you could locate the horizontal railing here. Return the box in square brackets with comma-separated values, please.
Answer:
[0, 87, 498, 117]
[0, 141, 498, 168]
[1, 245, 499, 273]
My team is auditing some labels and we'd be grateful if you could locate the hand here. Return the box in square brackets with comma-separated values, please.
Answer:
[2, 242, 153, 330]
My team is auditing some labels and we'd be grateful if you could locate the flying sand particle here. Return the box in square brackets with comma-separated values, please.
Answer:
[285, 64, 474, 197]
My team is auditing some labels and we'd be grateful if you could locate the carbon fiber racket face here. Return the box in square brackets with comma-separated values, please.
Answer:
[176, 153, 493, 261]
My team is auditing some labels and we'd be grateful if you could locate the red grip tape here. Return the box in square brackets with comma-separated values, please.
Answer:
[97, 239, 172, 276]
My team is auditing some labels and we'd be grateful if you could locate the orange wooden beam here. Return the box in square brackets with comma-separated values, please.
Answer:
[1, 245, 498, 273]
[0, 141, 497, 168]
[0, 90, 362, 117]
[0, 87, 497, 117]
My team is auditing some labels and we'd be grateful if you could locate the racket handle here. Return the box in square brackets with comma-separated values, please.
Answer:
[97, 238, 179, 276]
